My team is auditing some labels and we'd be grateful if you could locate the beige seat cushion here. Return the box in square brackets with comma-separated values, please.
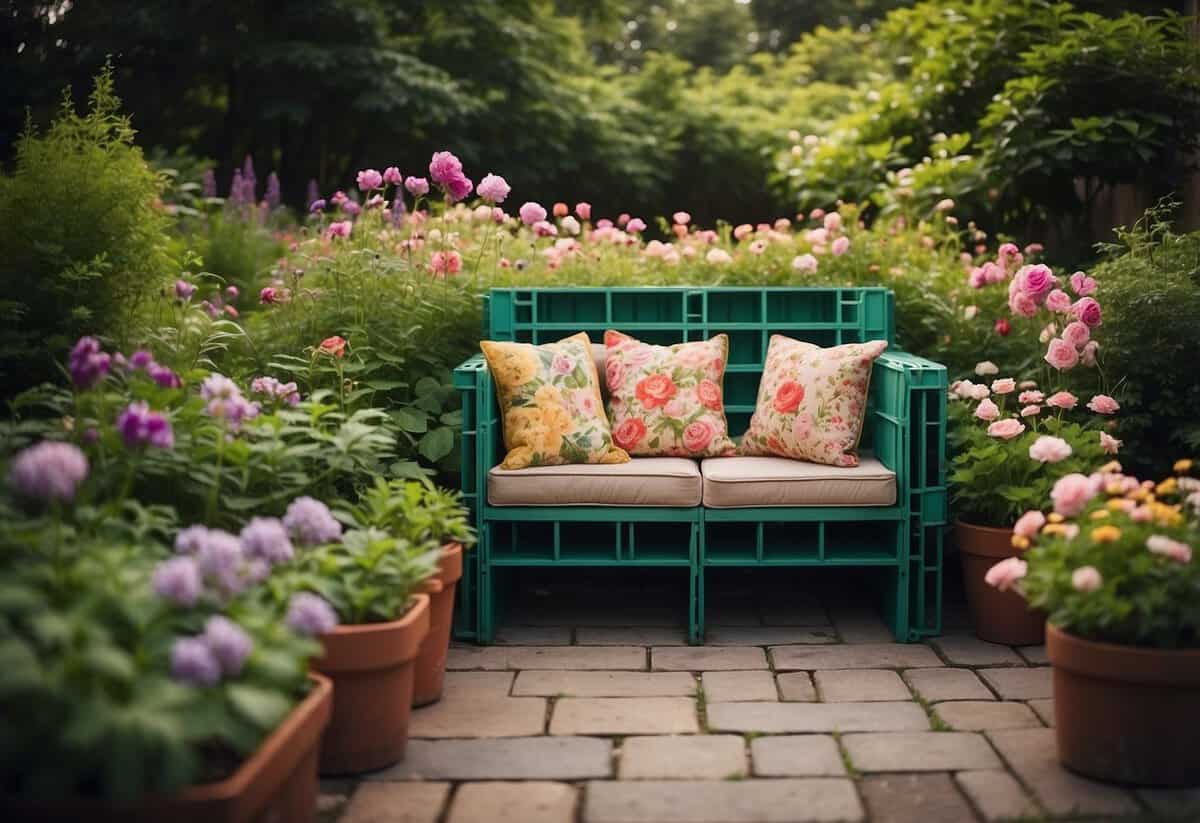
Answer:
[701, 456, 896, 508]
[489, 458, 702, 507]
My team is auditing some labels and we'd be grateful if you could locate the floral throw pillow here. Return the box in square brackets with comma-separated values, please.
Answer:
[740, 335, 888, 467]
[481, 333, 629, 470]
[604, 330, 736, 458]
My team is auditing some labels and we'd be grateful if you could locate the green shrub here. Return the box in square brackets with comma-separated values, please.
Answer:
[0, 64, 173, 391]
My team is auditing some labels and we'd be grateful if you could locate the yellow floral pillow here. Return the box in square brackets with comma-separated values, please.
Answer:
[481, 333, 630, 470]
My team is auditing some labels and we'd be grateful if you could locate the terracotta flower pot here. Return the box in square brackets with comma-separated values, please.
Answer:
[1047, 623, 1200, 786]
[9, 673, 333, 823]
[413, 542, 463, 707]
[955, 519, 1045, 646]
[313, 594, 430, 775]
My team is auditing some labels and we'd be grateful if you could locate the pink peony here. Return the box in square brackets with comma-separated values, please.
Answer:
[382, 166, 403, 186]
[519, 202, 547, 226]
[428, 151, 464, 185]
[823, 212, 843, 233]
[987, 418, 1025, 440]
[626, 217, 646, 234]
[1029, 435, 1072, 463]
[1045, 289, 1072, 313]
[1086, 394, 1119, 415]
[1019, 390, 1044, 405]
[792, 253, 819, 274]
[1061, 321, 1090, 349]
[476, 173, 511, 204]
[733, 223, 754, 241]
[1072, 297, 1103, 328]
[532, 220, 557, 237]
[1020, 405, 1041, 417]
[1046, 391, 1078, 410]
[327, 220, 353, 239]
[1146, 535, 1192, 564]
[1071, 566, 1103, 592]
[1013, 510, 1046, 539]
[1069, 271, 1097, 297]
[575, 202, 592, 221]
[831, 236, 850, 256]
[356, 168, 383, 191]
[1044, 338, 1079, 371]
[985, 557, 1027, 592]
[404, 176, 429, 196]
[1099, 432, 1122, 454]
[1051, 473, 1097, 517]
[991, 378, 1016, 395]
[974, 398, 1000, 422]
[442, 174, 473, 202]
[1080, 340, 1099, 367]
[673, 211, 691, 226]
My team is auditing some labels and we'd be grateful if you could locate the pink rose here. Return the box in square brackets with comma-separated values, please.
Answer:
[1044, 289, 1072, 313]
[682, 420, 714, 453]
[552, 353, 574, 375]
[974, 398, 1000, 422]
[991, 378, 1016, 395]
[987, 419, 1025, 440]
[697, 379, 722, 410]
[1071, 566, 1103, 593]
[1080, 340, 1099, 367]
[1013, 510, 1046, 539]
[1050, 473, 1097, 517]
[1021, 264, 1055, 300]
[572, 390, 596, 417]
[1061, 321, 1090, 349]
[1087, 394, 1119, 415]
[1008, 290, 1038, 318]
[831, 236, 851, 256]
[984, 557, 1027, 592]
[624, 345, 655, 368]
[1146, 535, 1192, 564]
[1100, 432, 1122, 454]
[1046, 391, 1078, 410]
[605, 357, 625, 392]
[791, 413, 813, 442]
[1072, 297, 1103, 328]
[519, 202, 547, 226]
[1029, 435, 1072, 463]
[613, 418, 647, 450]
[1020, 405, 1041, 417]
[968, 267, 986, 289]
[1044, 338, 1079, 371]
[1069, 271, 1097, 297]
[1018, 390, 1044, 405]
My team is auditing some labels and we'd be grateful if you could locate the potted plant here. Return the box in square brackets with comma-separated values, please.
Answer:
[949, 260, 1115, 644]
[272, 494, 441, 775]
[339, 478, 475, 706]
[988, 461, 1200, 786]
[0, 441, 332, 822]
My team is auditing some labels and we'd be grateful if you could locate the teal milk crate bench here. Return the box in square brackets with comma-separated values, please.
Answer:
[452, 287, 948, 643]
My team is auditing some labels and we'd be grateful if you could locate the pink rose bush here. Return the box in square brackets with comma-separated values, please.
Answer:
[989, 461, 1199, 648]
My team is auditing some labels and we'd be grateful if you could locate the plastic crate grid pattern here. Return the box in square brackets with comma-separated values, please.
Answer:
[454, 288, 945, 643]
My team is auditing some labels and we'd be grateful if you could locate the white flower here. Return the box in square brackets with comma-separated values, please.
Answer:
[974, 361, 999, 377]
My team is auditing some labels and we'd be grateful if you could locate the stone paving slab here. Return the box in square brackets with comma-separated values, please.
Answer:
[1027, 698, 1055, 726]
[550, 697, 700, 735]
[750, 734, 846, 777]
[1137, 786, 1200, 816]
[584, 778, 865, 823]
[708, 701, 929, 733]
[979, 667, 1052, 700]
[775, 672, 818, 701]
[903, 668, 994, 702]
[448, 645, 647, 671]
[987, 728, 1140, 816]
[859, 773, 977, 823]
[436, 671, 517, 698]
[513, 670, 697, 697]
[702, 670, 777, 702]
[619, 734, 747, 779]
[704, 626, 836, 646]
[653, 646, 768, 671]
[814, 669, 910, 702]
[446, 781, 577, 823]
[371, 737, 612, 781]
[576, 627, 689, 646]
[843, 732, 1002, 772]
[828, 611, 895, 644]
[955, 769, 1041, 821]
[771, 643, 943, 670]
[759, 601, 830, 626]
[494, 626, 573, 645]
[934, 701, 1041, 731]
[340, 782, 450, 823]
[930, 635, 1025, 667]
[409, 693, 546, 738]
[1016, 645, 1048, 665]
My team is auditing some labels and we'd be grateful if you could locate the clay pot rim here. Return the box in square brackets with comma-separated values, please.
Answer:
[1046, 622, 1200, 686]
[321, 593, 430, 639]
[955, 519, 1021, 559]
[436, 542, 464, 584]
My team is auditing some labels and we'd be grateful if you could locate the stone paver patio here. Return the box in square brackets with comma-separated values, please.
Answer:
[324, 575, 1200, 822]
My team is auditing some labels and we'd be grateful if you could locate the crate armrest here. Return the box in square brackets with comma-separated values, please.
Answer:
[453, 354, 489, 387]
[870, 351, 948, 493]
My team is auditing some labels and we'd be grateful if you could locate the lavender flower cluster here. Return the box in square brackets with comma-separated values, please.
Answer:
[7, 441, 89, 503]
[72, 337, 182, 391]
[116, 400, 174, 450]
[170, 616, 254, 687]
[249, 376, 301, 407]
[200, 374, 261, 430]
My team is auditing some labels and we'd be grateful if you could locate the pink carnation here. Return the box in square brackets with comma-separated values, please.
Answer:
[987, 419, 1025, 440]
[1046, 391, 1078, 410]
[1050, 473, 1097, 517]
[823, 212, 843, 233]
[1019, 390, 1044, 405]
[519, 202, 548, 226]
[985, 557, 1027, 592]
[1020, 405, 1041, 417]
[1029, 435, 1072, 464]
[382, 166, 403, 186]
[1013, 510, 1046, 539]
[991, 378, 1016, 395]
[974, 398, 1000, 422]
[626, 217, 647, 234]
[1086, 394, 1119, 415]
[327, 220, 353, 239]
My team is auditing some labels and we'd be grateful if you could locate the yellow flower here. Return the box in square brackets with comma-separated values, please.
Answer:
[1174, 459, 1194, 474]
[1089, 509, 1109, 520]
[1099, 460, 1123, 474]
[533, 383, 564, 410]
[1156, 477, 1179, 497]
[500, 445, 534, 470]
[1047, 513, 1065, 524]
[1011, 535, 1030, 550]
[1042, 523, 1069, 537]
[483, 342, 539, 387]
[1104, 482, 1125, 496]
[1150, 502, 1183, 527]
[1090, 525, 1122, 543]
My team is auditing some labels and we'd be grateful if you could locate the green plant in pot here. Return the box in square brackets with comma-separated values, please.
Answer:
[949, 253, 1115, 644]
[339, 478, 475, 706]
[988, 461, 1200, 786]
[267, 493, 442, 775]
[0, 440, 332, 823]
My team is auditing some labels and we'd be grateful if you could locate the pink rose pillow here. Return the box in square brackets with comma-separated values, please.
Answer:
[740, 335, 888, 467]
[604, 330, 736, 458]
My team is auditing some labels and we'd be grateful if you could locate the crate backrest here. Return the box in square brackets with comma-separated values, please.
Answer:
[485, 287, 895, 437]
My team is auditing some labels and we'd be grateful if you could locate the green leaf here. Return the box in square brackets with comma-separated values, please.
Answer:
[418, 427, 455, 462]
[393, 407, 429, 433]
[226, 684, 293, 732]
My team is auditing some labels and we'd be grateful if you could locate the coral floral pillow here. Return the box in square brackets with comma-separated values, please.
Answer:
[604, 330, 736, 458]
[740, 335, 888, 467]
[481, 333, 629, 470]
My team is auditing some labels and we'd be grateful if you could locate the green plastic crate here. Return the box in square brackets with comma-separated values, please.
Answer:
[454, 287, 945, 643]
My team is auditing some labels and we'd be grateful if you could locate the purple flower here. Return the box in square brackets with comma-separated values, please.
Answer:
[229, 169, 246, 206]
[428, 151, 464, 185]
[382, 166, 403, 186]
[7, 441, 89, 504]
[201, 374, 260, 430]
[152, 556, 203, 606]
[404, 177, 429, 197]
[356, 169, 384, 191]
[196, 529, 246, 594]
[203, 616, 253, 676]
[116, 401, 175, 450]
[129, 349, 154, 370]
[286, 592, 339, 636]
[476, 173, 511, 204]
[442, 173, 473, 203]
[342, 201, 362, 217]
[309, 198, 326, 213]
[250, 376, 300, 406]
[225, 285, 239, 302]
[240, 517, 294, 565]
[171, 636, 221, 686]
[148, 363, 182, 389]
[174, 524, 210, 554]
[241, 155, 257, 200]
[175, 279, 196, 301]
[201, 169, 217, 199]
[69, 336, 111, 389]
[283, 496, 343, 546]
[264, 172, 281, 209]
